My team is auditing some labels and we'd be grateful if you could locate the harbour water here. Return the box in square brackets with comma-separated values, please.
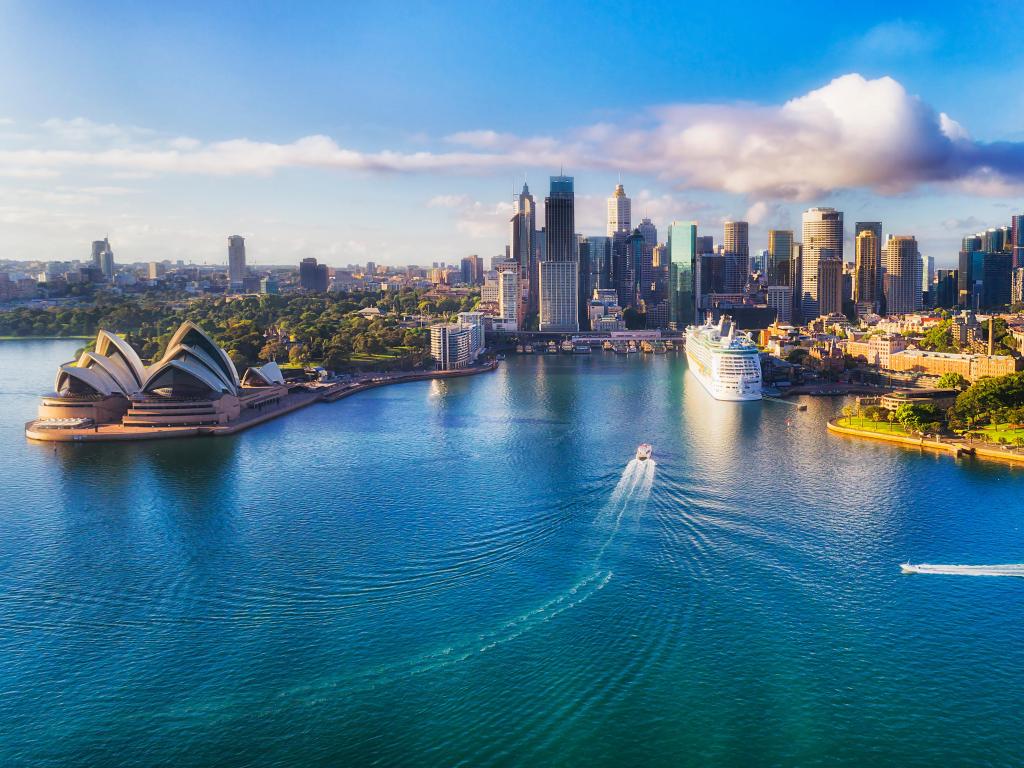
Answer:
[2, 340, 1024, 766]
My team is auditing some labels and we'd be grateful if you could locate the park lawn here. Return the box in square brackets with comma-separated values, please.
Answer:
[977, 424, 1024, 444]
[836, 416, 910, 435]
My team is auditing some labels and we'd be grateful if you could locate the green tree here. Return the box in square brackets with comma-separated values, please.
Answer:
[936, 372, 970, 391]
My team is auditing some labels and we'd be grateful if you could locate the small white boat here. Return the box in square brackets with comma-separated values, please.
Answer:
[636, 443, 653, 461]
[900, 562, 916, 574]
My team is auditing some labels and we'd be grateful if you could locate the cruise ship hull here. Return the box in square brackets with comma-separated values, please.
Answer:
[685, 348, 762, 401]
[684, 318, 762, 401]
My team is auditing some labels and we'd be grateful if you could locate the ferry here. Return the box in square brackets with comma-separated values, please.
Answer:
[636, 443, 653, 461]
[685, 315, 762, 401]
[560, 340, 574, 353]
[602, 340, 614, 351]
[524, 344, 534, 354]
[516, 344, 524, 353]
[665, 340, 675, 351]
[625, 342, 638, 354]
[573, 342, 591, 354]
[547, 341, 558, 354]
[640, 341, 654, 353]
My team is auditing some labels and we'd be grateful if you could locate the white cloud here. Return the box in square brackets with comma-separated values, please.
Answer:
[3, 75, 1024, 200]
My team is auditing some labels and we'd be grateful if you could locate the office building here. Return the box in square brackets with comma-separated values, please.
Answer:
[801, 208, 843, 319]
[299, 258, 329, 291]
[228, 235, 246, 289]
[460, 254, 484, 286]
[723, 220, 749, 260]
[767, 285, 793, 323]
[767, 230, 793, 287]
[982, 251, 1012, 309]
[667, 222, 697, 328]
[853, 229, 882, 311]
[260, 276, 279, 295]
[539, 175, 578, 332]
[816, 256, 843, 316]
[935, 269, 958, 309]
[884, 235, 921, 315]
[510, 182, 537, 313]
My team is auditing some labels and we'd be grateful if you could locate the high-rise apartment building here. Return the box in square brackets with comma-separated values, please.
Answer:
[228, 235, 246, 290]
[496, 262, 521, 330]
[884, 236, 921, 315]
[539, 176, 578, 332]
[767, 230, 793, 286]
[801, 208, 844, 319]
[667, 222, 697, 328]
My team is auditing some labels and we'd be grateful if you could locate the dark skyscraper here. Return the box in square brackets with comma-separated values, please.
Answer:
[299, 257, 329, 291]
[460, 254, 483, 285]
[539, 175, 578, 331]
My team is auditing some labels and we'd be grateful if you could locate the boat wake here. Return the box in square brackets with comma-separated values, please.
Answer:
[901, 563, 1024, 577]
[280, 455, 655, 703]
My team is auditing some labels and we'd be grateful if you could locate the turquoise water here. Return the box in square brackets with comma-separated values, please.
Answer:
[2, 340, 1024, 766]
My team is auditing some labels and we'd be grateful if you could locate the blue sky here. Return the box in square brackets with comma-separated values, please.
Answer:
[1, 1, 1023, 267]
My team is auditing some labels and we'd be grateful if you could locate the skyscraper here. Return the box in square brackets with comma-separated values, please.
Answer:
[460, 255, 483, 286]
[539, 176, 578, 332]
[884, 236, 921, 315]
[816, 257, 843, 316]
[667, 222, 697, 328]
[496, 261, 521, 330]
[99, 239, 114, 280]
[91, 240, 106, 270]
[607, 183, 631, 239]
[1012, 214, 1024, 269]
[853, 230, 881, 311]
[299, 257, 329, 291]
[723, 221, 749, 261]
[607, 184, 632, 309]
[767, 230, 793, 286]
[228, 235, 246, 290]
[801, 208, 844, 319]
[510, 182, 537, 313]
[586, 235, 612, 291]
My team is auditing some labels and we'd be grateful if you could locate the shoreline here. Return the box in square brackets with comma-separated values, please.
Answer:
[25, 360, 498, 443]
[827, 418, 1024, 467]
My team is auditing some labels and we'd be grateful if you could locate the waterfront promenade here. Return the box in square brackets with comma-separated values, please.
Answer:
[827, 417, 1024, 467]
[25, 360, 498, 443]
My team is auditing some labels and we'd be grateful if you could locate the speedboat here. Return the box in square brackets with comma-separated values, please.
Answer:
[900, 562, 917, 574]
[636, 443, 653, 461]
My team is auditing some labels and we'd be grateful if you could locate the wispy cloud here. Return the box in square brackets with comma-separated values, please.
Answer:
[851, 20, 940, 58]
[3, 75, 1024, 199]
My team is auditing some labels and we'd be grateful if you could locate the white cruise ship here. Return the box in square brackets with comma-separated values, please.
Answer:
[684, 316, 762, 401]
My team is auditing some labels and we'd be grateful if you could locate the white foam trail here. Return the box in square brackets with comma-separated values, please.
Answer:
[903, 563, 1024, 577]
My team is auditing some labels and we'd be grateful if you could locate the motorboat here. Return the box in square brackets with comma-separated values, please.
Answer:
[900, 562, 917, 574]
[636, 443, 653, 461]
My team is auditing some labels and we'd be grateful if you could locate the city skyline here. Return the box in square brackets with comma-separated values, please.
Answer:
[3, 3, 1024, 267]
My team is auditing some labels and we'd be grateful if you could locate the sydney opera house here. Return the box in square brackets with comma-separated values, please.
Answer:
[30, 321, 289, 438]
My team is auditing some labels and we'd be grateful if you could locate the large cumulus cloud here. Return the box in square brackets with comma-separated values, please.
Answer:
[2, 75, 1023, 198]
